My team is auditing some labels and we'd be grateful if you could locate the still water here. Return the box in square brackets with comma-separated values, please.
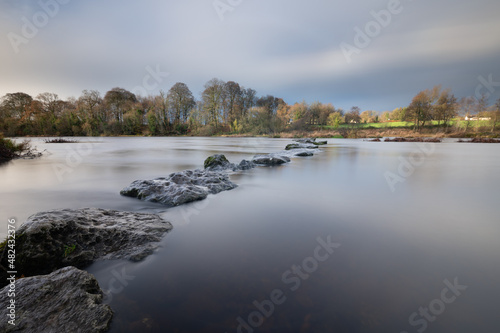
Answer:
[1, 137, 499, 332]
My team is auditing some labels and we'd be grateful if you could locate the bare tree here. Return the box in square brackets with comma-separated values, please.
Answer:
[345, 106, 361, 124]
[223, 81, 242, 124]
[36, 92, 61, 116]
[78, 90, 103, 123]
[240, 87, 257, 119]
[202, 78, 226, 129]
[167, 82, 196, 126]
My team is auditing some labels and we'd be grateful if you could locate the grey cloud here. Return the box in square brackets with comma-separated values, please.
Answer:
[1, 0, 499, 110]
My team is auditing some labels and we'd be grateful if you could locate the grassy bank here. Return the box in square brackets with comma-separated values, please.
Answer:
[260, 124, 499, 139]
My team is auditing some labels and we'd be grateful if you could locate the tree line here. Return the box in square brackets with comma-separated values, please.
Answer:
[1, 81, 499, 137]
[379, 86, 500, 131]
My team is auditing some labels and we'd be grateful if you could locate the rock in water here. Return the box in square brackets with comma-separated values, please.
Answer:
[121, 169, 237, 206]
[252, 154, 290, 166]
[285, 143, 319, 150]
[0, 266, 113, 333]
[0, 208, 172, 284]
[204, 154, 233, 171]
[293, 138, 327, 145]
[237, 159, 256, 170]
[294, 151, 314, 157]
[204, 154, 256, 171]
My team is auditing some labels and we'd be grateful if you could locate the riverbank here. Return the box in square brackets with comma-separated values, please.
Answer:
[250, 126, 500, 139]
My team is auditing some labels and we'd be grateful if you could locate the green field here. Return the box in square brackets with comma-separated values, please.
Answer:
[318, 120, 496, 130]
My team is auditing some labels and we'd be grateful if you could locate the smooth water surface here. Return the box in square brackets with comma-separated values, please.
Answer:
[1, 137, 499, 333]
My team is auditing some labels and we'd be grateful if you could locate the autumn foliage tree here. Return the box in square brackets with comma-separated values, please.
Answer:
[406, 90, 433, 131]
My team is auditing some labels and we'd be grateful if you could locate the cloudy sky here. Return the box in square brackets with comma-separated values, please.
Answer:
[1, 0, 499, 111]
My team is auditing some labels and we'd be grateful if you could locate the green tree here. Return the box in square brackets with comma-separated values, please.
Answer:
[406, 91, 433, 131]
[327, 112, 343, 128]
[433, 89, 457, 126]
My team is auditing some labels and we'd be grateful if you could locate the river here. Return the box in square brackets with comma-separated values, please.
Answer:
[1, 137, 499, 333]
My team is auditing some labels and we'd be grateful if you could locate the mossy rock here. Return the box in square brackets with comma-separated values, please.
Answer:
[204, 154, 231, 169]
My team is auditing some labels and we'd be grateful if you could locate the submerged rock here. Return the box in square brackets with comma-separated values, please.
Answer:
[383, 137, 442, 142]
[457, 138, 500, 143]
[285, 143, 319, 150]
[237, 159, 256, 170]
[0, 208, 172, 284]
[294, 138, 328, 145]
[252, 154, 291, 166]
[0, 266, 113, 333]
[294, 151, 314, 157]
[121, 169, 237, 206]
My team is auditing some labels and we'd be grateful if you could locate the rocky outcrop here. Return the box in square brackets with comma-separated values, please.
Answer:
[121, 169, 238, 206]
[0, 208, 172, 285]
[0, 266, 113, 333]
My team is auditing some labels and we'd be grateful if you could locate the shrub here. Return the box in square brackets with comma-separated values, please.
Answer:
[0, 133, 38, 161]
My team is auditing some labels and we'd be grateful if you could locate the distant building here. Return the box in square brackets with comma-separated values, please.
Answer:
[465, 115, 491, 121]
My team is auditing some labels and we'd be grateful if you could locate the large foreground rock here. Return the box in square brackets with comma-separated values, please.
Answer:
[0, 208, 172, 285]
[0, 266, 113, 333]
[121, 169, 238, 206]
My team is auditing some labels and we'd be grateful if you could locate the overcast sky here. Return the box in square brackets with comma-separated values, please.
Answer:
[1, 0, 499, 111]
